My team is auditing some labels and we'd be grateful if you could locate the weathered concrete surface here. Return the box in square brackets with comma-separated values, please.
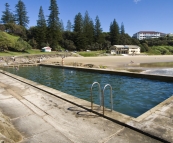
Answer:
[127, 98, 173, 142]
[22, 129, 72, 143]
[0, 71, 170, 142]
[0, 98, 33, 119]
[106, 127, 162, 143]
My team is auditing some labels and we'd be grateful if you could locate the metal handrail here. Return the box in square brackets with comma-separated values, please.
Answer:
[90, 82, 101, 110]
[102, 84, 113, 115]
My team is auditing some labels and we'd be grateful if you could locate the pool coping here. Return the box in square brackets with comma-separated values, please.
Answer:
[41, 64, 173, 82]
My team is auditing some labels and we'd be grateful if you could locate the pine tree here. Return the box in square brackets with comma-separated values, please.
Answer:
[15, 0, 29, 28]
[94, 15, 103, 43]
[73, 12, 85, 50]
[109, 19, 119, 45]
[119, 33, 132, 45]
[36, 6, 47, 48]
[83, 11, 94, 46]
[66, 20, 72, 32]
[47, 0, 61, 50]
[59, 19, 64, 32]
[1, 3, 15, 24]
[120, 22, 125, 34]
[73, 12, 83, 33]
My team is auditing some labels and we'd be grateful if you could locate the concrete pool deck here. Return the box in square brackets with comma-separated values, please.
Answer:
[0, 68, 172, 142]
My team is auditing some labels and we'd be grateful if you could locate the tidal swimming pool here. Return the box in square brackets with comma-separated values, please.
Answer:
[3, 66, 173, 118]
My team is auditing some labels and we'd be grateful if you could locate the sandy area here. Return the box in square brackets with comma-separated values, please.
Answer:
[46, 55, 173, 70]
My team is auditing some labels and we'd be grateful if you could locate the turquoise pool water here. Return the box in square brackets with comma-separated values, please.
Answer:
[3, 66, 173, 117]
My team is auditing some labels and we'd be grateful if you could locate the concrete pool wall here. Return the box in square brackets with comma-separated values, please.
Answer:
[40, 64, 173, 82]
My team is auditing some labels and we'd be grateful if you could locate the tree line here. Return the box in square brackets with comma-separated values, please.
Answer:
[0, 0, 136, 51]
[0, 0, 173, 54]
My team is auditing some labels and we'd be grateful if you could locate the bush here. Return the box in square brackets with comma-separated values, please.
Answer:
[0, 32, 14, 51]
[149, 46, 173, 55]
[148, 49, 161, 55]
[14, 38, 32, 51]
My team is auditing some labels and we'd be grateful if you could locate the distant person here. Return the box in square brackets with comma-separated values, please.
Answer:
[39, 57, 42, 63]
[61, 55, 65, 66]
[61, 57, 64, 66]
[11, 56, 15, 62]
[130, 60, 134, 63]
[15, 66, 19, 71]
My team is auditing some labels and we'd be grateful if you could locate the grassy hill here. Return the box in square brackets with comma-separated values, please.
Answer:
[0, 31, 31, 53]
[0, 31, 19, 41]
[0, 31, 18, 49]
[0, 31, 60, 56]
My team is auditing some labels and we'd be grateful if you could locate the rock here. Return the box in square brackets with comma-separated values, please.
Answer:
[0, 112, 22, 143]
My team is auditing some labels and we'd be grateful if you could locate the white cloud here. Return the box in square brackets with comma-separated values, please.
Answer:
[134, 0, 141, 4]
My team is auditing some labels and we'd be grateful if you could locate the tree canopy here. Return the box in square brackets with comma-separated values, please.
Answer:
[15, 0, 29, 28]
[1, 3, 15, 24]
[47, 0, 61, 50]
[36, 6, 47, 48]
[94, 16, 103, 43]
[110, 19, 119, 45]
[0, 0, 172, 54]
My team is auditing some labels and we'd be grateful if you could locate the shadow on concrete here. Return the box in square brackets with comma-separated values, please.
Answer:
[67, 107, 99, 118]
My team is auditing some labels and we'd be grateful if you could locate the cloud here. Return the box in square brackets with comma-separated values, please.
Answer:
[134, 0, 141, 3]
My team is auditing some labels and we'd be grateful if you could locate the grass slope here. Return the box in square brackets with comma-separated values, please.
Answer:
[0, 31, 19, 47]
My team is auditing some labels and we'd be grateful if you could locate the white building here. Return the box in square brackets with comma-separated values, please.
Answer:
[110, 45, 140, 55]
[167, 33, 173, 37]
[133, 31, 166, 40]
[42, 47, 52, 52]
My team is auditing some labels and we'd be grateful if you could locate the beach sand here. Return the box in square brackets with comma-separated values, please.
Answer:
[46, 55, 173, 71]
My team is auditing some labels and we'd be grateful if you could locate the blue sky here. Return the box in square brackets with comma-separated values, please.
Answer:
[0, 0, 173, 36]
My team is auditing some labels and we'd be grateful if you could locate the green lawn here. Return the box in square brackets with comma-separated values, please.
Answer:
[26, 49, 55, 55]
[0, 50, 106, 57]
[78, 50, 106, 57]
[0, 49, 57, 57]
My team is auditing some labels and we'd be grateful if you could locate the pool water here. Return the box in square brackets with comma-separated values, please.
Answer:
[3, 66, 173, 117]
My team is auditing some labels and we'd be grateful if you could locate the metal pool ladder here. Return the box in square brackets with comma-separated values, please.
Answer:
[90, 82, 113, 115]
[90, 82, 101, 110]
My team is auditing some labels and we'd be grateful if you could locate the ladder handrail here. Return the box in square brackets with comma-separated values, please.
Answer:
[102, 84, 113, 115]
[90, 82, 101, 110]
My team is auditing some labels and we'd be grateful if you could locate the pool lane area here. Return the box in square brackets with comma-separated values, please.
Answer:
[2, 65, 173, 118]
[0, 65, 173, 142]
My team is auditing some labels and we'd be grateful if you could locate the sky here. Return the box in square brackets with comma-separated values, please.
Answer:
[0, 0, 173, 36]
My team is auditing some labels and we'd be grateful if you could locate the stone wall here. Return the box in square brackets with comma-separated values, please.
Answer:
[0, 53, 72, 66]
